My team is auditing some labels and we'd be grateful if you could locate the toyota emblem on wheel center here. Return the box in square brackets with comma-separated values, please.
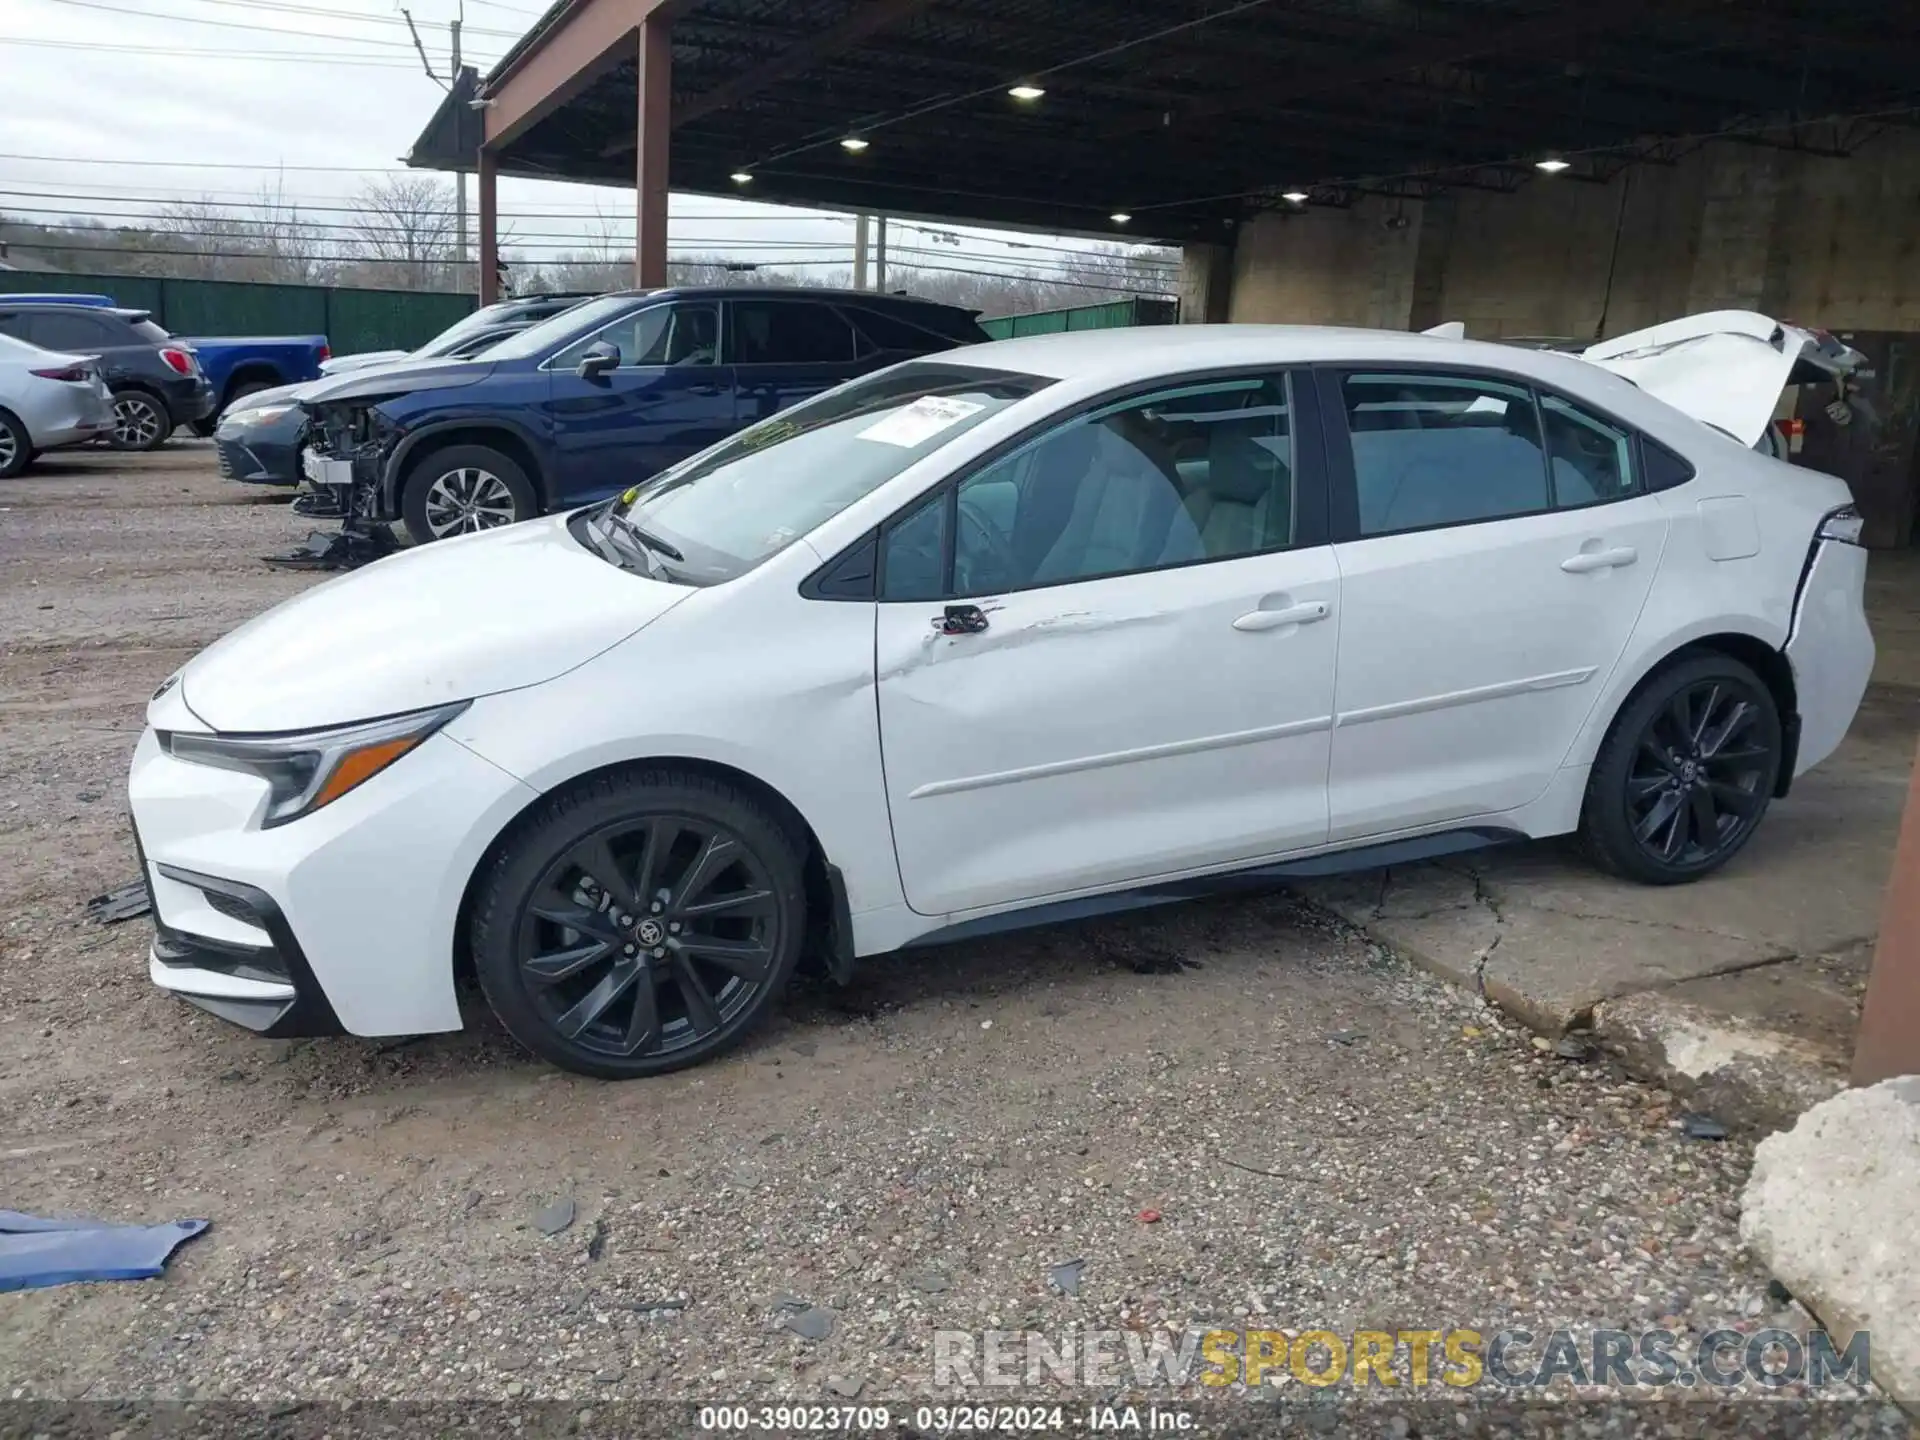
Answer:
[636, 918, 665, 947]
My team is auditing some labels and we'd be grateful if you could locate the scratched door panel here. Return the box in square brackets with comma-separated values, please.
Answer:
[875, 550, 1339, 917]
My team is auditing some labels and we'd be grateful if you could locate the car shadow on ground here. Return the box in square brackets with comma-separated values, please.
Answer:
[225, 884, 1356, 1095]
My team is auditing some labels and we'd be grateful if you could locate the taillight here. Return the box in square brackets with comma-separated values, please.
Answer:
[30, 365, 90, 382]
[1817, 505, 1865, 546]
[160, 347, 194, 375]
[318, 343, 331, 362]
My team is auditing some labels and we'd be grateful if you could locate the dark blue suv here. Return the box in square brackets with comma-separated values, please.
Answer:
[299, 287, 991, 544]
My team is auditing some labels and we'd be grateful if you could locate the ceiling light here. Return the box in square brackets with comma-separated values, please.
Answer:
[1281, 190, 1309, 204]
[1534, 156, 1571, 173]
[840, 136, 870, 153]
[1110, 211, 1131, 224]
[730, 171, 753, 184]
[1008, 84, 1046, 101]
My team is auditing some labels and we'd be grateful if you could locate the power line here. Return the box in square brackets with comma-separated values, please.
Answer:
[0, 189, 1174, 264]
[164, 0, 524, 40]
[0, 200, 1174, 270]
[43, 0, 425, 48]
[0, 37, 453, 66]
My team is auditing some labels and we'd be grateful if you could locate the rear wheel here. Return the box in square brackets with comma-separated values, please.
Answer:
[1579, 653, 1781, 884]
[469, 768, 807, 1079]
[108, 390, 172, 451]
[0, 410, 30, 478]
[399, 442, 537, 544]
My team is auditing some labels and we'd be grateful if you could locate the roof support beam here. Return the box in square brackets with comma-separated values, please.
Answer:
[483, 0, 680, 152]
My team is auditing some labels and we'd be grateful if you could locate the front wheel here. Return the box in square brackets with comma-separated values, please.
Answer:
[399, 443, 537, 544]
[108, 390, 173, 451]
[1579, 652, 1781, 884]
[469, 768, 808, 1078]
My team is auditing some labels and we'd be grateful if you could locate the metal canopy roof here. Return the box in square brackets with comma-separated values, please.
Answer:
[411, 0, 1920, 242]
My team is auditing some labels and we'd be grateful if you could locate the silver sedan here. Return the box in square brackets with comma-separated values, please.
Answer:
[0, 331, 116, 478]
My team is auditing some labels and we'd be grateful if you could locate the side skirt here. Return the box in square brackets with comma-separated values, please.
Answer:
[901, 826, 1523, 950]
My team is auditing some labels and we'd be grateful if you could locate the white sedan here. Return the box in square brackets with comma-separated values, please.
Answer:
[128, 313, 1874, 1077]
[0, 331, 115, 477]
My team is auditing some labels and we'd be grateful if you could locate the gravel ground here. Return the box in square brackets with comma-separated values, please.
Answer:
[0, 449, 1903, 1435]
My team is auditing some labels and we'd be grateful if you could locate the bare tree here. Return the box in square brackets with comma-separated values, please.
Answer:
[141, 180, 326, 283]
[336, 175, 462, 291]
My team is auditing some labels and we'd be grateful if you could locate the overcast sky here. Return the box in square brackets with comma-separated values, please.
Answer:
[1, 0, 1172, 290]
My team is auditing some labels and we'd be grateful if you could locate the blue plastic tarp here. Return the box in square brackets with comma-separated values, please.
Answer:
[0, 1210, 208, 1292]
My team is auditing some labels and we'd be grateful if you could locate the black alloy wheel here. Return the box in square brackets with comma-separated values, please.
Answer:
[471, 769, 806, 1078]
[1581, 653, 1781, 884]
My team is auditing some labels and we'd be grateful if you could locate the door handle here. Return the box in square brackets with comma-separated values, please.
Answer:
[1233, 601, 1329, 632]
[931, 604, 989, 636]
[1560, 545, 1638, 574]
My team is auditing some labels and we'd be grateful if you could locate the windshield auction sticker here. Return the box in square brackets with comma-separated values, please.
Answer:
[856, 395, 986, 448]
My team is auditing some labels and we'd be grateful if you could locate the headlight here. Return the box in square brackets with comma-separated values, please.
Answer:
[228, 403, 295, 425]
[158, 702, 468, 827]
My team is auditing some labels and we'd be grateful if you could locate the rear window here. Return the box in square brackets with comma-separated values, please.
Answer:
[847, 305, 981, 354]
[128, 319, 171, 345]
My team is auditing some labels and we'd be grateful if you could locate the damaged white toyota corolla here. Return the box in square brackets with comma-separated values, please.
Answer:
[130, 313, 1874, 1077]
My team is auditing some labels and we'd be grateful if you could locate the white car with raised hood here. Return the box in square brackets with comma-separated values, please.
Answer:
[128, 312, 1874, 1078]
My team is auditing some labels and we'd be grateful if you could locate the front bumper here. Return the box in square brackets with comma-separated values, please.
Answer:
[213, 428, 300, 485]
[129, 716, 539, 1039]
[142, 849, 343, 1036]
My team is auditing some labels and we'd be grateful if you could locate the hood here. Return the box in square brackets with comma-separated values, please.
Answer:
[223, 380, 309, 415]
[174, 515, 691, 732]
[1581, 310, 1866, 448]
[319, 349, 409, 376]
[299, 356, 496, 407]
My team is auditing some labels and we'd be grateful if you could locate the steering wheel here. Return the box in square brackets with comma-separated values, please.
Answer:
[956, 497, 1021, 593]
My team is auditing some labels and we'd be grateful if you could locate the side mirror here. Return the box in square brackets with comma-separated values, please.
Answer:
[575, 340, 620, 378]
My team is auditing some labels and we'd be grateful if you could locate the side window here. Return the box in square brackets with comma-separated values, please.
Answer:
[1540, 393, 1636, 507]
[731, 302, 858, 366]
[0, 314, 27, 342]
[553, 303, 717, 369]
[848, 306, 949, 356]
[919, 375, 1294, 597]
[27, 311, 113, 351]
[879, 491, 950, 602]
[1342, 372, 1548, 536]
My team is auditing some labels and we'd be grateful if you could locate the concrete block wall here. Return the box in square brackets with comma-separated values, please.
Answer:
[1219, 128, 1920, 338]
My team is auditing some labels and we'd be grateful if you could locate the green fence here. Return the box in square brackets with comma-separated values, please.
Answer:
[0, 272, 476, 355]
[979, 296, 1178, 340]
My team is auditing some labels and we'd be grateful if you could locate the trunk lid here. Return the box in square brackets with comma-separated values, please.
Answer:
[1581, 310, 1865, 448]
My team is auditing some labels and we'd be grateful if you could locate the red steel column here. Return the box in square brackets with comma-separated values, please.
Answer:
[477, 148, 500, 304]
[634, 12, 670, 289]
[1854, 738, 1920, 1085]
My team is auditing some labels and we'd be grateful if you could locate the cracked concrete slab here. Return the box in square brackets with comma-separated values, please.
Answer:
[1295, 671, 1916, 1128]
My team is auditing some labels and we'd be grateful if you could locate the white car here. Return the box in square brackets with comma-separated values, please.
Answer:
[0, 331, 115, 477]
[128, 312, 1874, 1078]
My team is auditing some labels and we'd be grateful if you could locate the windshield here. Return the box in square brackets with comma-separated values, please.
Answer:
[483, 293, 643, 362]
[416, 303, 518, 356]
[608, 363, 1052, 585]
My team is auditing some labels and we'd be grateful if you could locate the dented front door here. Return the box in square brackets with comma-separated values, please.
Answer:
[874, 552, 1339, 918]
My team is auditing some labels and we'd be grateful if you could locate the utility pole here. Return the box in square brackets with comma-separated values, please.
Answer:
[873, 215, 887, 291]
[853, 212, 870, 290]
[451, 12, 468, 294]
